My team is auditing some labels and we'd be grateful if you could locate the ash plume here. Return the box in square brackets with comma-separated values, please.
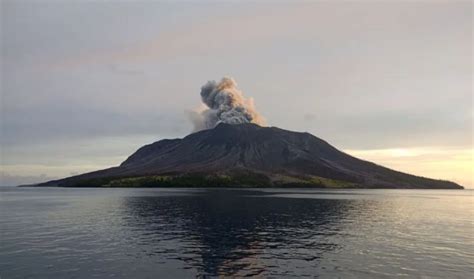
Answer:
[190, 77, 265, 131]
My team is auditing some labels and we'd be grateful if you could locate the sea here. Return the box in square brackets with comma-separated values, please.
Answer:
[0, 187, 473, 278]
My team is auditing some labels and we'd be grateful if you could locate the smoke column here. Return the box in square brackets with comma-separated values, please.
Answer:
[190, 77, 265, 131]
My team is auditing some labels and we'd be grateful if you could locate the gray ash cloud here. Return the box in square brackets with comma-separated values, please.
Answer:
[190, 77, 265, 131]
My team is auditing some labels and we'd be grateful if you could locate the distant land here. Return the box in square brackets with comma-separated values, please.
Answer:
[34, 123, 463, 189]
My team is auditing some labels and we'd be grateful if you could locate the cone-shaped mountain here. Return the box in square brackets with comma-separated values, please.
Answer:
[39, 123, 463, 189]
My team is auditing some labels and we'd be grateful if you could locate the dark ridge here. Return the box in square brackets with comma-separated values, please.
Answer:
[37, 123, 463, 189]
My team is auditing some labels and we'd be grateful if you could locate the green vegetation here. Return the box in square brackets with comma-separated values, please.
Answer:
[61, 172, 362, 188]
[63, 172, 271, 188]
[307, 176, 360, 188]
[271, 174, 361, 188]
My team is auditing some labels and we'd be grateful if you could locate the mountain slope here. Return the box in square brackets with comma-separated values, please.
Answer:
[39, 123, 463, 189]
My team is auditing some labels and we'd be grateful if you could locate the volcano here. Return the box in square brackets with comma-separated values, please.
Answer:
[39, 123, 463, 189]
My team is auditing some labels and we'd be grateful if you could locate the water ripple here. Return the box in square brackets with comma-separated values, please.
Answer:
[1, 187, 473, 278]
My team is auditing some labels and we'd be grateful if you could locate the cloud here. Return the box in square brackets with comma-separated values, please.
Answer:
[190, 77, 265, 131]
[344, 147, 473, 188]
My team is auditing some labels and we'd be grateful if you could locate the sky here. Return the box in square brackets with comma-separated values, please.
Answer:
[1, 1, 472, 188]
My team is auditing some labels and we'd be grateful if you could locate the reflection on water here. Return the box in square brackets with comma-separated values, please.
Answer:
[123, 190, 356, 276]
[0, 187, 473, 278]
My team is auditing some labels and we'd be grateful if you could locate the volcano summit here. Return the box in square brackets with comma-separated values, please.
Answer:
[38, 123, 462, 189]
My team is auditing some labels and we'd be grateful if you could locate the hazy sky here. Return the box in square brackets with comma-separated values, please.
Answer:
[1, 1, 472, 187]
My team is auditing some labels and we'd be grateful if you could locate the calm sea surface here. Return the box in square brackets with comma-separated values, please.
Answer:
[0, 187, 473, 278]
